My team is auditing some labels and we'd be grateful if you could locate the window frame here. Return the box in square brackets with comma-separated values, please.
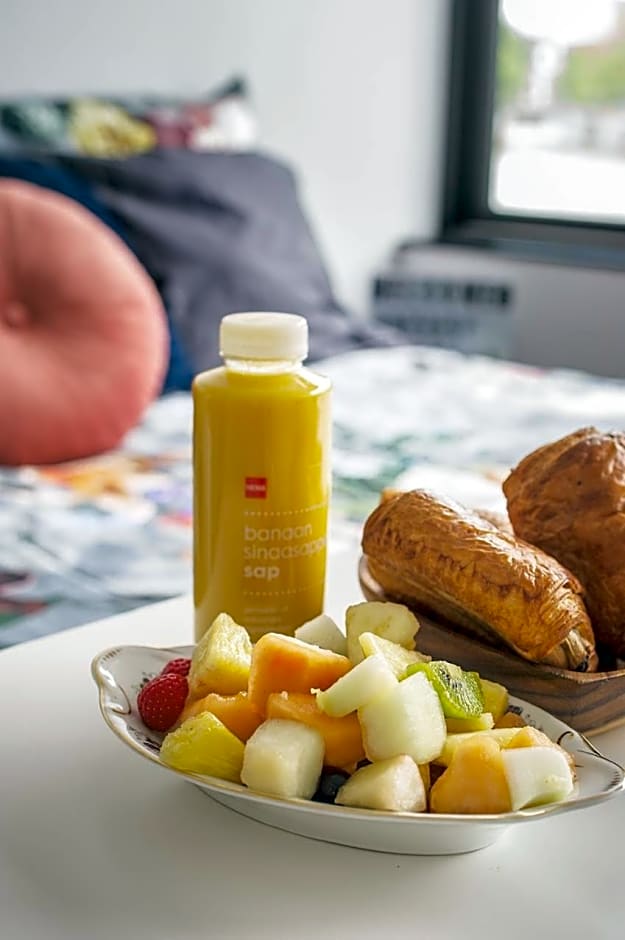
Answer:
[440, 0, 625, 271]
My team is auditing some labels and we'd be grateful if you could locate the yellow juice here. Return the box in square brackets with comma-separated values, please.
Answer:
[193, 362, 331, 642]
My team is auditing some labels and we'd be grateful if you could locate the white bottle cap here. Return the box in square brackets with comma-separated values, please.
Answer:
[220, 312, 308, 361]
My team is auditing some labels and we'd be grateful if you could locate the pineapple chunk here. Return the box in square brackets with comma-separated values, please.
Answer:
[188, 612, 252, 699]
[445, 712, 495, 734]
[436, 728, 525, 767]
[358, 632, 430, 678]
[160, 711, 244, 781]
[501, 746, 574, 811]
[336, 755, 426, 813]
[241, 719, 324, 800]
[430, 734, 512, 814]
[295, 614, 347, 656]
[359, 671, 446, 764]
[316, 653, 397, 717]
[478, 677, 509, 721]
[346, 601, 420, 665]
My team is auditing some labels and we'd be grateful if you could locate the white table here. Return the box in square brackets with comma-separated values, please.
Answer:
[2, 537, 625, 940]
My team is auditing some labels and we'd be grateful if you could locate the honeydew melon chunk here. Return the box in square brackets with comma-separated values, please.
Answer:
[358, 631, 430, 678]
[336, 755, 427, 813]
[501, 745, 574, 810]
[346, 601, 420, 665]
[359, 671, 446, 764]
[241, 719, 324, 800]
[316, 653, 397, 717]
[294, 613, 347, 656]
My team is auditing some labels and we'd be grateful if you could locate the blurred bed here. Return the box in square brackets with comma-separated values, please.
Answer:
[3, 343, 625, 648]
[3, 86, 625, 647]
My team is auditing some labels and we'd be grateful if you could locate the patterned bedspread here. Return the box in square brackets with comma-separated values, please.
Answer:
[3, 345, 625, 647]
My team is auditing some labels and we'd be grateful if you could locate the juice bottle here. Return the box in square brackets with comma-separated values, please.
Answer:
[193, 312, 332, 642]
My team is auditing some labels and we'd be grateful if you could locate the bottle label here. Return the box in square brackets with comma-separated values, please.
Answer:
[244, 476, 268, 499]
[242, 503, 327, 586]
[240, 497, 328, 631]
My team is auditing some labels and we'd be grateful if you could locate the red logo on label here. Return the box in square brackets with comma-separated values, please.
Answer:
[245, 476, 268, 499]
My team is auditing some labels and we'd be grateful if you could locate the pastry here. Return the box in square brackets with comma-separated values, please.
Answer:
[362, 489, 597, 671]
[504, 427, 625, 659]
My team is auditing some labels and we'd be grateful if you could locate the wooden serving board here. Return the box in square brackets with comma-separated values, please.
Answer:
[358, 556, 625, 735]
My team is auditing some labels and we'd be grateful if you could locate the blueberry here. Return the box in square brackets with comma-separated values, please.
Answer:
[312, 770, 350, 804]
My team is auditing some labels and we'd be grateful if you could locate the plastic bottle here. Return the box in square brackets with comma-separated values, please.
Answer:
[193, 312, 332, 642]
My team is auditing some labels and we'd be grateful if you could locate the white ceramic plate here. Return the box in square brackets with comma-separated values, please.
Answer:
[92, 643, 625, 856]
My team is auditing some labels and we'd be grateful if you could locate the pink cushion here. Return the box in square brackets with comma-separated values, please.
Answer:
[0, 180, 169, 465]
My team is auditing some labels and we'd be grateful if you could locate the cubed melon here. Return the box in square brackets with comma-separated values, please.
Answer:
[241, 719, 324, 799]
[247, 632, 351, 714]
[336, 755, 426, 813]
[358, 631, 430, 677]
[503, 725, 576, 777]
[359, 671, 446, 765]
[266, 691, 365, 770]
[294, 614, 347, 656]
[430, 734, 512, 814]
[178, 691, 263, 742]
[316, 653, 397, 717]
[501, 746, 574, 811]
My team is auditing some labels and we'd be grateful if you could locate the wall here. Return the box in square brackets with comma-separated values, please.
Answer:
[391, 243, 625, 380]
[0, 0, 451, 314]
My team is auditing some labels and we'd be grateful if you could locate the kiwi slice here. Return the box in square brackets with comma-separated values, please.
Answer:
[405, 661, 484, 719]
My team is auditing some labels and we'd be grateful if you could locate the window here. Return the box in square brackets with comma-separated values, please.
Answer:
[442, 0, 625, 267]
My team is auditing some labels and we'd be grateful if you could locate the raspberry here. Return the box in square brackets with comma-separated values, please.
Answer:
[161, 657, 192, 677]
[137, 673, 188, 732]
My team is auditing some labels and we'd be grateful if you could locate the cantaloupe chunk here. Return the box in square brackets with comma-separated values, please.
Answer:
[429, 735, 512, 814]
[179, 691, 263, 742]
[266, 691, 365, 770]
[247, 633, 352, 714]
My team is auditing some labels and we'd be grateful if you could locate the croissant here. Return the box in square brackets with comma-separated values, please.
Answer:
[362, 489, 597, 671]
[504, 427, 625, 659]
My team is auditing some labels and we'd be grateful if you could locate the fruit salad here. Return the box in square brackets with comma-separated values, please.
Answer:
[136, 602, 576, 815]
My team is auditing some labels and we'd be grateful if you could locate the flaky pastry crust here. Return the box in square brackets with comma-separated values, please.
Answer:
[362, 489, 597, 671]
